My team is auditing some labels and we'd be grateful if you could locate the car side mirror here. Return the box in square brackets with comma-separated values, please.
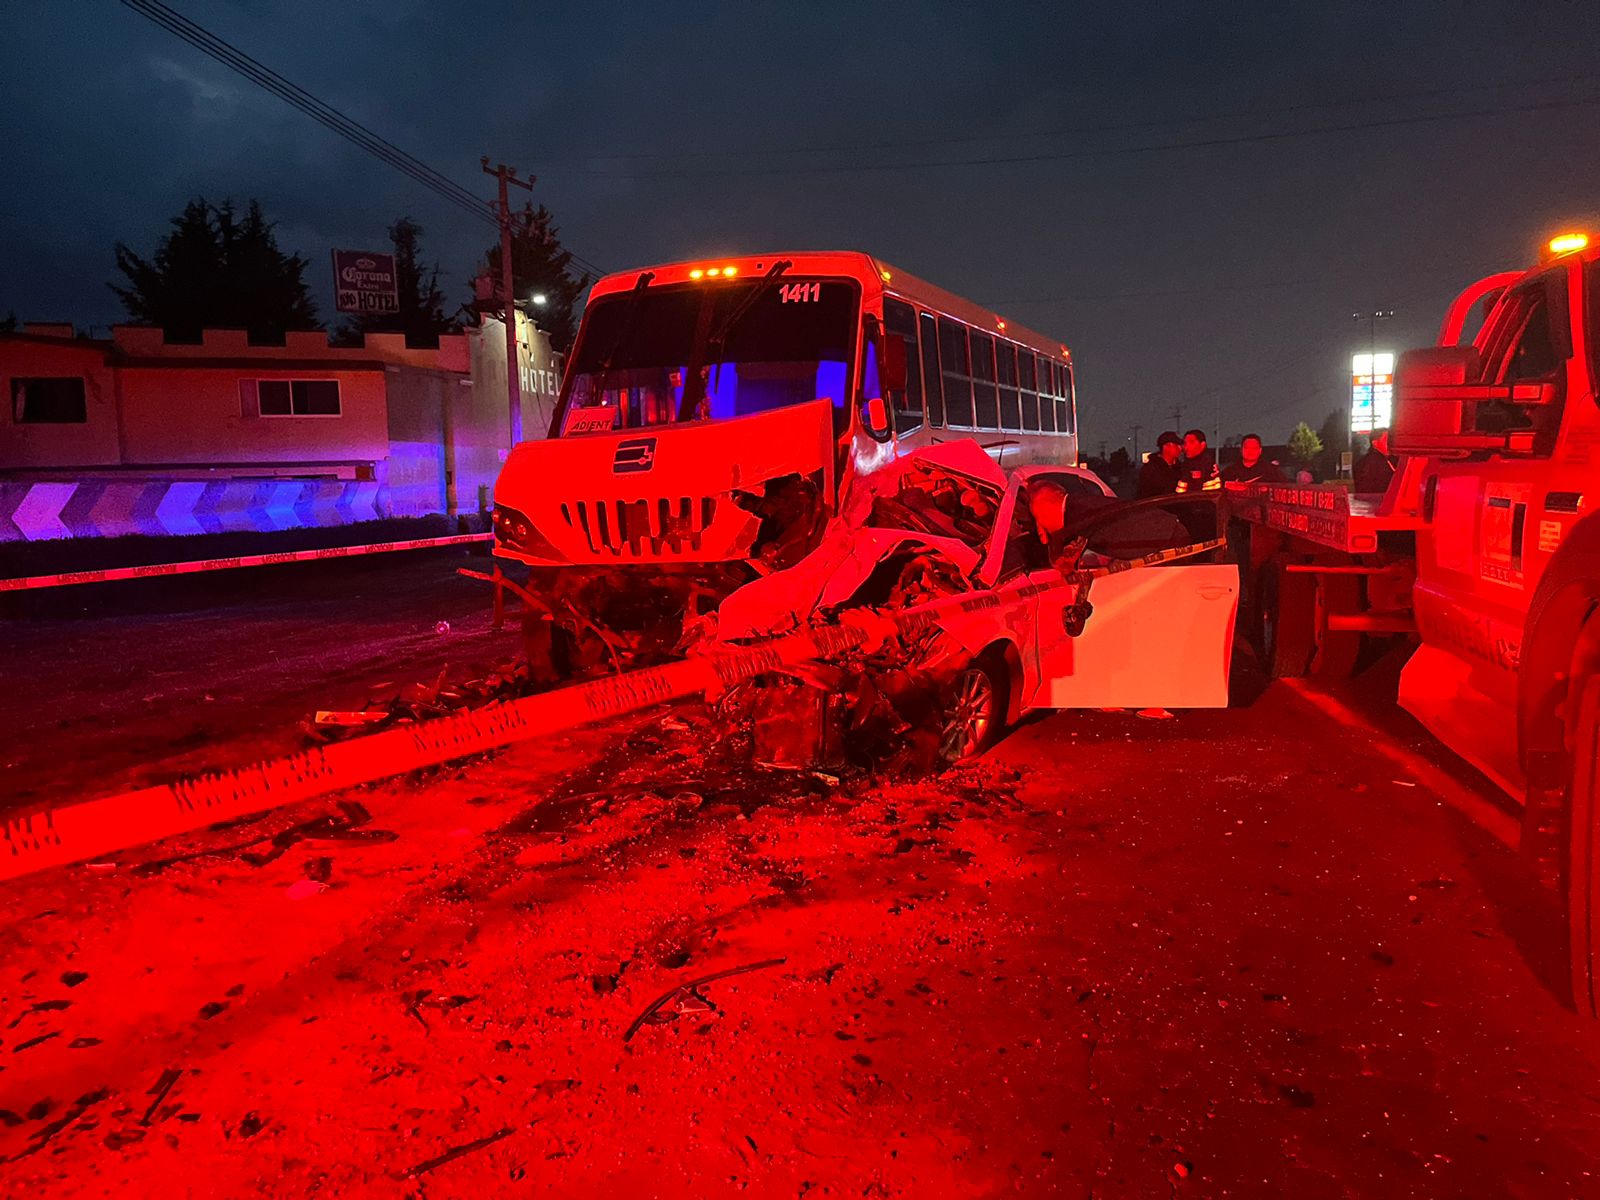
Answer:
[1392, 345, 1556, 457]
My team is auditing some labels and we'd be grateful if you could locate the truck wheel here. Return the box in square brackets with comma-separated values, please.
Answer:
[939, 661, 1004, 764]
[1259, 561, 1315, 678]
[1310, 575, 1364, 678]
[1565, 670, 1600, 1018]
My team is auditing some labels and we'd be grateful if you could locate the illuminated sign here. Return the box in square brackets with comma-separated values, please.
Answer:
[1350, 351, 1394, 433]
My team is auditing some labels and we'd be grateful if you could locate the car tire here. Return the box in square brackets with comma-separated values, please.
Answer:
[939, 661, 1005, 765]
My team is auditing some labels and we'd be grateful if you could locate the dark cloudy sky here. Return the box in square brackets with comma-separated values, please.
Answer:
[3, 1, 1597, 452]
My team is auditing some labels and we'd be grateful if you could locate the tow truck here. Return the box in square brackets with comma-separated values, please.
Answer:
[1231, 230, 1600, 1013]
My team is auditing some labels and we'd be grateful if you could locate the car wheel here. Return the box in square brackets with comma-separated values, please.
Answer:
[940, 663, 1002, 764]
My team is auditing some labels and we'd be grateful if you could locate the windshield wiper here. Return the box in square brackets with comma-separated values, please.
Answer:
[677, 259, 791, 420]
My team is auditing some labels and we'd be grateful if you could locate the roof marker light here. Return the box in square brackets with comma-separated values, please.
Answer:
[689, 268, 705, 279]
[1548, 231, 1590, 257]
[706, 267, 723, 277]
[722, 265, 738, 277]
[996, 319, 1007, 331]
[879, 269, 892, 282]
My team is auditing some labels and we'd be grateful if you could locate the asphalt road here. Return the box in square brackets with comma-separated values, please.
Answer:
[2, 554, 1598, 1197]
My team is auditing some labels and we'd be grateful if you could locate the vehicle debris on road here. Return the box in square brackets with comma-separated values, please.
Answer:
[623, 958, 789, 1042]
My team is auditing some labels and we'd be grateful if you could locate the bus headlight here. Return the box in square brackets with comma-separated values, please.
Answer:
[492, 502, 560, 559]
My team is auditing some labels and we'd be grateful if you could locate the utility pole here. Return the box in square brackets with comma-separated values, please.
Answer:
[1130, 422, 1143, 461]
[1170, 405, 1183, 435]
[483, 159, 535, 445]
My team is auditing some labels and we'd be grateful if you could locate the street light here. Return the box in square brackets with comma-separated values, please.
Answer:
[530, 292, 548, 307]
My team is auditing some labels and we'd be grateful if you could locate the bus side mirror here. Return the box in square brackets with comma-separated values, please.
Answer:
[864, 396, 893, 442]
[880, 336, 908, 392]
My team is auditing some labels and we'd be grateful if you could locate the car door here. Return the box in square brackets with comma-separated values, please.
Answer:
[1026, 495, 1239, 710]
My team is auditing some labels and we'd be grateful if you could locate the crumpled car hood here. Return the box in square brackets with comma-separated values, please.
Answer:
[715, 526, 979, 641]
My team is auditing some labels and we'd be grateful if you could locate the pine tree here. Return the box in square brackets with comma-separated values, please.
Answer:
[1288, 421, 1324, 465]
[340, 217, 453, 347]
[479, 203, 590, 352]
[111, 198, 319, 341]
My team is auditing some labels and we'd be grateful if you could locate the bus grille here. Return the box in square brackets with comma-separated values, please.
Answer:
[560, 496, 718, 556]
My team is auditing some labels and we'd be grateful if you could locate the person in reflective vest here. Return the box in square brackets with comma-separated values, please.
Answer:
[1177, 429, 1221, 493]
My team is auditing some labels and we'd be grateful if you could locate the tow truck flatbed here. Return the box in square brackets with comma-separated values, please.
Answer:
[1228, 478, 1424, 555]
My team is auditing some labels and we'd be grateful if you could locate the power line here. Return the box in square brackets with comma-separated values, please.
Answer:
[987, 263, 1477, 310]
[119, 0, 608, 279]
[572, 90, 1600, 181]
[530, 69, 1600, 166]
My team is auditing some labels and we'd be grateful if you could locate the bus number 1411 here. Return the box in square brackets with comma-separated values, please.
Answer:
[779, 282, 822, 303]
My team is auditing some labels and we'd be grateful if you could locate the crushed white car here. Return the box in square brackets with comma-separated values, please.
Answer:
[711, 441, 1240, 763]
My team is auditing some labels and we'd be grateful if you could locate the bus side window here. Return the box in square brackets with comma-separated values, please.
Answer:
[1035, 355, 1054, 432]
[997, 342, 1021, 431]
[1018, 350, 1040, 431]
[939, 318, 974, 428]
[920, 311, 944, 427]
[970, 331, 999, 429]
[883, 298, 923, 433]
[1059, 364, 1077, 435]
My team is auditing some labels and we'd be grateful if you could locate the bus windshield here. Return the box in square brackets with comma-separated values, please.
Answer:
[557, 277, 859, 435]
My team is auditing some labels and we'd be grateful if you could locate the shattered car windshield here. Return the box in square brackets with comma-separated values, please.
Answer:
[557, 278, 860, 434]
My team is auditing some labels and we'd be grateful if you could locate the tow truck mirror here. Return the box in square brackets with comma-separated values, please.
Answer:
[1392, 345, 1556, 458]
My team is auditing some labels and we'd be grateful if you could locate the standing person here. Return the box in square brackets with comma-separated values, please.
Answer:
[1137, 430, 1184, 498]
[1220, 433, 1286, 484]
[1353, 428, 1397, 493]
[1177, 428, 1220, 492]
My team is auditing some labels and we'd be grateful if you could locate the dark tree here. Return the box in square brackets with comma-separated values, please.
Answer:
[1107, 446, 1132, 477]
[1316, 407, 1350, 479]
[111, 199, 319, 341]
[479, 203, 591, 352]
[339, 217, 452, 347]
[0, 312, 17, 333]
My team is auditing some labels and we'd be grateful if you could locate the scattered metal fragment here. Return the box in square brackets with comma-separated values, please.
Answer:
[402, 988, 431, 1033]
[405, 1125, 516, 1178]
[7, 999, 70, 1028]
[140, 1068, 182, 1126]
[313, 710, 389, 728]
[5, 1087, 109, 1162]
[622, 958, 787, 1042]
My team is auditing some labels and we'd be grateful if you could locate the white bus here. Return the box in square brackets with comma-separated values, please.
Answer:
[490, 250, 1080, 666]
